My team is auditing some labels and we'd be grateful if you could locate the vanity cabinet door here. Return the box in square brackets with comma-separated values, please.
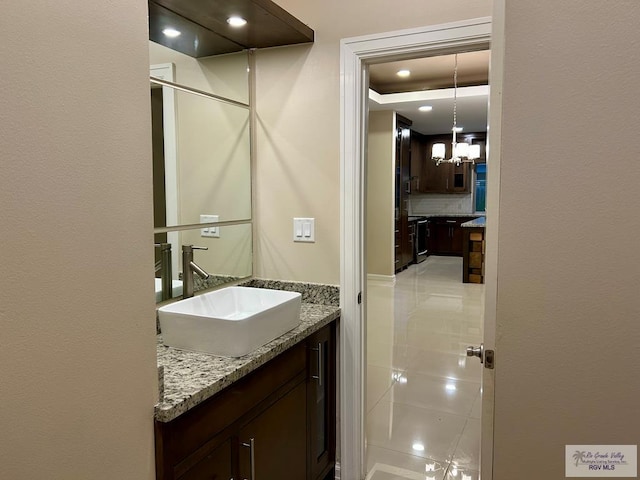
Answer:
[238, 382, 307, 480]
[307, 323, 336, 480]
[177, 438, 233, 480]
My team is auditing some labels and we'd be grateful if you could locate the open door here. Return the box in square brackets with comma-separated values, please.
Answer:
[340, 18, 494, 480]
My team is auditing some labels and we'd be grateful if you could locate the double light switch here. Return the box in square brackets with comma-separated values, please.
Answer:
[200, 215, 220, 238]
[293, 218, 315, 243]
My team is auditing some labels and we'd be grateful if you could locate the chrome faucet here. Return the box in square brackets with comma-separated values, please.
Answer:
[154, 243, 173, 302]
[182, 245, 211, 299]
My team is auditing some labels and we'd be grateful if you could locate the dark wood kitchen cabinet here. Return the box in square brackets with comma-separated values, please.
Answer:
[395, 115, 413, 272]
[428, 217, 477, 256]
[412, 132, 485, 194]
[155, 321, 337, 480]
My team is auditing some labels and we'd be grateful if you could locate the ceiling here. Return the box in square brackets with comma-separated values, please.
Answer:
[368, 51, 490, 136]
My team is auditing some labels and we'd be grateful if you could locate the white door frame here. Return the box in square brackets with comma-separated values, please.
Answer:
[339, 17, 493, 480]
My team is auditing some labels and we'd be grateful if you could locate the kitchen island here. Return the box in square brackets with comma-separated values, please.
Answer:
[461, 216, 486, 283]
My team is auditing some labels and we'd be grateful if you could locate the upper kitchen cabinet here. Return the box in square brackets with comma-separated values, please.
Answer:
[149, 0, 314, 58]
[411, 131, 485, 194]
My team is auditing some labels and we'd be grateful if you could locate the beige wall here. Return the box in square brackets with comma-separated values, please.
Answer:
[0, 0, 156, 478]
[366, 111, 396, 277]
[491, 1, 640, 478]
[254, 0, 492, 284]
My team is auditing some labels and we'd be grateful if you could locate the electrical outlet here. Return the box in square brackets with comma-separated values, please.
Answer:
[200, 215, 220, 238]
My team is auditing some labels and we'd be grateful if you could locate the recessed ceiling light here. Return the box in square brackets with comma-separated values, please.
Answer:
[419, 105, 433, 112]
[412, 443, 425, 452]
[396, 69, 411, 78]
[227, 16, 247, 27]
[162, 28, 181, 38]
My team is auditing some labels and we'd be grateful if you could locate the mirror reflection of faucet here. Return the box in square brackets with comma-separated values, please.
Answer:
[182, 245, 211, 299]
[154, 243, 173, 302]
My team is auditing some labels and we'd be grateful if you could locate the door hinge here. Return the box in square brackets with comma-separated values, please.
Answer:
[357, 292, 362, 304]
[484, 349, 495, 369]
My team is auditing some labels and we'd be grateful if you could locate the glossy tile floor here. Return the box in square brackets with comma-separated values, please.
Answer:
[365, 256, 484, 480]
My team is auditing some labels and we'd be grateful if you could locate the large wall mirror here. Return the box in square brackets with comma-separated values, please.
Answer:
[150, 42, 253, 302]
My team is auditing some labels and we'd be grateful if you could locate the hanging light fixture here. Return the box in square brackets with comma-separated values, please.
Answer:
[431, 54, 481, 166]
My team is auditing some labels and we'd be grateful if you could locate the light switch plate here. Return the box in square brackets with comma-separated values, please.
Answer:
[293, 218, 315, 243]
[200, 214, 220, 238]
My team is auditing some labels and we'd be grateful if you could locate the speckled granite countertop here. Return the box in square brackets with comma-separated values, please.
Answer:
[461, 216, 486, 228]
[460, 217, 486, 228]
[155, 303, 340, 423]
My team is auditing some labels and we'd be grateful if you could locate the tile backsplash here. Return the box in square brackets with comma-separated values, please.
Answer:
[410, 193, 473, 215]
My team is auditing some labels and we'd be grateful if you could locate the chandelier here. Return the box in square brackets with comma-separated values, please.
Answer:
[431, 54, 480, 166]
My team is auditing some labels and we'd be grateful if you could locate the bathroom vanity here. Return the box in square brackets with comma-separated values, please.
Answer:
[155, 303, 339, 480]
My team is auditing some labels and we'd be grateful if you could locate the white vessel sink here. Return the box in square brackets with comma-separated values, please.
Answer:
[154, 278, 184, 302]
[158, 287, 302, 357]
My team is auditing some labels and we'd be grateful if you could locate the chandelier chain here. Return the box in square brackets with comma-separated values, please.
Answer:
[453, 53, 458, 132]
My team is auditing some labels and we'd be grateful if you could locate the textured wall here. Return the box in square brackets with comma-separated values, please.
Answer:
[0, 0, 156, 478]
[491, 1, 640, 478]
[253, 0, 492, 284]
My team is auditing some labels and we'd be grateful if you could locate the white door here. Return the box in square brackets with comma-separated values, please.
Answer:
[339, 18, 496, 480]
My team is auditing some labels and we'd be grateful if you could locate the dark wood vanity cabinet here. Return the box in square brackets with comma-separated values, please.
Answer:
[155, 321, 337, 480]
[307, 325, 336, 480]
[238, 382, 308, 479]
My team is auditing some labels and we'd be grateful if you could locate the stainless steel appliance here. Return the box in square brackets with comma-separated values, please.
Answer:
[408, 216, 429, 264]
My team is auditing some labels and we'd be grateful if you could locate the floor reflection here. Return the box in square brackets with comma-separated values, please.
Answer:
[366, 256, 484, 480]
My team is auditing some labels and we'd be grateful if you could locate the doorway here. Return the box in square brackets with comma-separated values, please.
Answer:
[365, 48, 488, 479]
[338, 18, 495, 480]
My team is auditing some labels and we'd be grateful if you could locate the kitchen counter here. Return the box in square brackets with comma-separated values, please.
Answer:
[461, 216, 486, 228]
[413, 213, 483, 218]
[155, 302, 340, 422]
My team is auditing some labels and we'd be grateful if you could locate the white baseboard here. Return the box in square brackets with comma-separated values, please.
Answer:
[366, 274, 396, 285]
